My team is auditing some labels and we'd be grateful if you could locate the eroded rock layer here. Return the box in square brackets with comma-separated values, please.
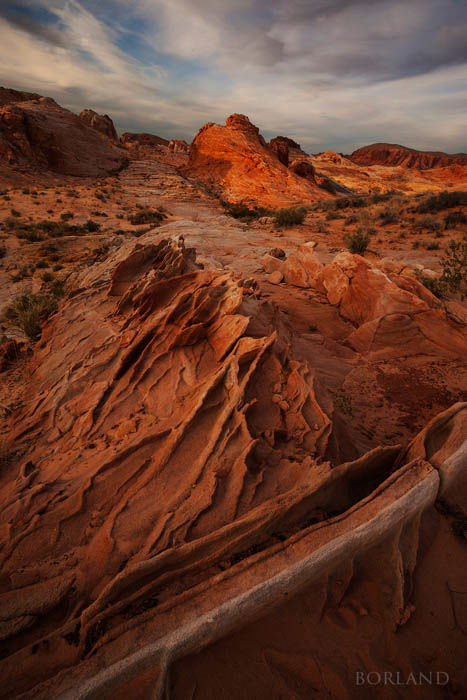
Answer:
[0, 234, 465, 698]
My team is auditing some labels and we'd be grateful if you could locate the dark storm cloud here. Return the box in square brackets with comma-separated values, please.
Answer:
[0, 0, 465, 153]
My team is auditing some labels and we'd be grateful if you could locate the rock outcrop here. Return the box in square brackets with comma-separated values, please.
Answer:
[168, 139, 190, 153]
[183, 114, 329, 208]
[350, 143, 467, 170]
[79, 108, 118, 141]
[0, 233, 465, 697]
[262, 245, 467, 358]
[0, 92, 127, 177]
[120, 132, 169, 150]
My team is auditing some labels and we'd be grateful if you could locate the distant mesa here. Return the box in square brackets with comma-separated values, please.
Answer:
[183, 113, 331, 208]
[0, 87, 126, 177]
[79, 108, 118, 142]
[350, 143, 467, 170]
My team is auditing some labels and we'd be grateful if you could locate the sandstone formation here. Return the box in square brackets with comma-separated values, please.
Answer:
[262, 245, 466, 358]
[168, 139, 190, 153]
[0, 230, 465, 697]
[183, 114, 330, 208]
[0, 93, 126, 177]
[0, 87, 42, 107]
[120, 132, 169, 150]
[350, 143, 467, 170]
[79, 109, 118, 141]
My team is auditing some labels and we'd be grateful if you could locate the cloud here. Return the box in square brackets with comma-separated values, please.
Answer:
[0, 0, 465, 153]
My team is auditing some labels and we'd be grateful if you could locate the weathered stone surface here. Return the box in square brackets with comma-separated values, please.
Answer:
[0, 93, 126, 176]
[183, 114, 330, 208]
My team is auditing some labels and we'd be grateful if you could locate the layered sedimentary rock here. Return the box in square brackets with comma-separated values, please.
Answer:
[0, 94, 126, 176]
[168, 139, 190, 153]
[79, 109, 118, 142]
[350, 143, 467, 170]
[262, 245, 467, 358]
[183, 114, 329, 208]
[0, 234, 465, 698]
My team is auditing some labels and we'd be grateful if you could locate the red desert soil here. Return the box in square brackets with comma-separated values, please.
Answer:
[0, 90, 466, 699]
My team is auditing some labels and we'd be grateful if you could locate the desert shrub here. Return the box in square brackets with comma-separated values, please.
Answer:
[325, 210, 340, 220]
[274, 207, 307, 227]
[11, 219, 99, 240]
[332, 391, 353, 417]
[10, 209, 21, 217]
[415, 271, 444, 298]
[48, 278, 66, 298]
[0, 244, 6, 259]
[60, 212, 74, 221]
[128, 208, 166, 225]
[439, 239, 467, 298]
[445, 211, 467, 229]
[344, 215, 358, 225]
[5, 292, 58, 339]
[414, 215, 441, 231]
[221, 201, 268, 221]
[86, 219, 100, 232]
[316, 221, 328, 233]
[36, 260, 49, 269]
[41, 271, 54, 283]
[379, 207, 398, 225]
[344, 229, 370, 254]
[417, 191, 467, 213]
[425, 241, 440, 250]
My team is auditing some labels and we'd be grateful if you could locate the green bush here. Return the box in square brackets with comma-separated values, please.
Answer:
[439, 239, 467, 298]
[5, 292, 58, 340]
[221, 201, 267, 221]
[414, 215, 441, 231]
[274, 207, 307, 227]
[445, 211, 467, 229]
[128, 208, 166, 225]
[344, 229, 371, 254]
[417, 191, 467, 213]
[379, 208, 398, 225]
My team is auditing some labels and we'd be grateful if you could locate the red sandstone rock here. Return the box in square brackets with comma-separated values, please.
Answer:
[168, 139, 190, 153]
[0, 234, 465, 697]
[0, 93, 126, 177]
[79, 108, 118, 141]
[183, 114, 330, 208]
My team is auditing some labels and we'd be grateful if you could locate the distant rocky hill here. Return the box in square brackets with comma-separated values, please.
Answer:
[350, 142, 467, 169]
[120, 132, 169, 149]
[0, 87, 126, 177]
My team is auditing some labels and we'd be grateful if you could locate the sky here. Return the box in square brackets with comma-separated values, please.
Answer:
[0, 0, 466, 154]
